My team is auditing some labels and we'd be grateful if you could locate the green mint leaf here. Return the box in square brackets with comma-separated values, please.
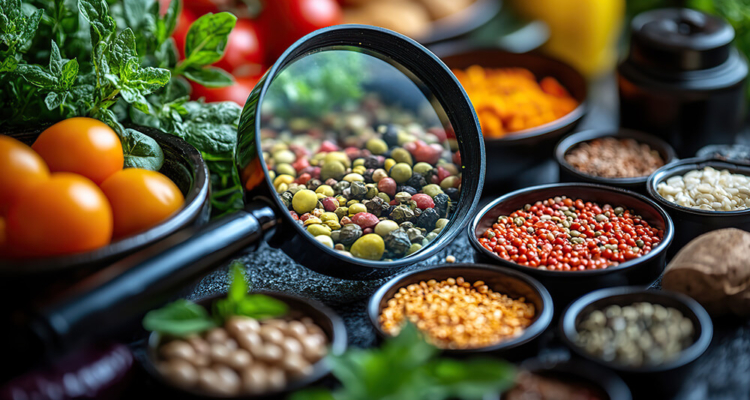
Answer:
[123, 0, 149, 30]
[121, 60, 171, 94]
[159, 0, 180, 42]
[44, 91, 64, 110]
[427, 358, 516, 400]
[49, 40, 64, 76]
[111, 28, 137, 75]
[16, 64, 57, 87]
[19, 8, 43, 51]
[121, 128, 165, 170]
[95, 108, 126, 135]
[0, 55, 18, 72]
[184, 119, 236, 155]
[94, 40, 111, 76]
[77, 0, 115, 42]
[60, 58, 79, 88]
[142, 299, 216, 337]
[120, 86, 153, 114]
[183, 66, 234, 88]
[235, 295, 289, 320]
[183, 12, 236, 67]
[155, 38, 178, 69]
[228, 261, 247, 303]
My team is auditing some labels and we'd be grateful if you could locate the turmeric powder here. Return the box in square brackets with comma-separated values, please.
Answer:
[453, 66, 578, 138]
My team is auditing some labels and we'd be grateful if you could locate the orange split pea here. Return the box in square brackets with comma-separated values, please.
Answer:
[453, 66, 579, 138]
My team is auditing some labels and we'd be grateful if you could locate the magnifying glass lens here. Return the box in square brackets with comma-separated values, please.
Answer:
[260, 48, 462, 262]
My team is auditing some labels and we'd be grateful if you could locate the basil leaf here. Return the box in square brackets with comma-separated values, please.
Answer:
[184, 12, 236, 66]
[235, 295, 289, 320]
[0, 55, 18, 72]
[184, 120, 236, 155]
[17, 64, 57, 87]
[227, 261, 247, 303]
[44, 91, 65, 110]
[49, 40, 64, 76]
[77, 0, 115, 42]
[142, 299, 216, 337]
[212, 261, 288, 323]
[121, 127, 164, 170]
[183, 66, 233, 88]
[123, 0, 149, 30]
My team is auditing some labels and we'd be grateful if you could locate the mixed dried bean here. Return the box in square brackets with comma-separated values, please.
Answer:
[656, 166, 750, 211]
[379, 277, 535, 349]
[478, 197, 663, 270]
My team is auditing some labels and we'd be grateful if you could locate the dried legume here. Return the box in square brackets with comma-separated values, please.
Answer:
[478, 197, 663, 270]
[379, 277, 535, 349]
[565, 137, 665, 178]
[575, 302, 694, 367]
[656, 166, 750, 211]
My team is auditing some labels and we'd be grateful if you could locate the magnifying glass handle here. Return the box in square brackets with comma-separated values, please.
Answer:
[31, 199, 279, 353]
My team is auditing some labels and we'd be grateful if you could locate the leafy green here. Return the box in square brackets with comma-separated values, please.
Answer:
[290, 324, 516, 400]
[212, 261, 288, 324]
[143, 261, 288, 337]
[1, 0, 244, 216]
[121, 127, 164, 169]
[142, 299, 217, 337]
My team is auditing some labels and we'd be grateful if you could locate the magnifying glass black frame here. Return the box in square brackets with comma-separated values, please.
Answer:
[238, 24, 486, 279]
[21, 25, 485, 357]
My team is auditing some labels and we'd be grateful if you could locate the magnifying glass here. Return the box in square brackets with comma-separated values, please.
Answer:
[25, 25, 485, 355]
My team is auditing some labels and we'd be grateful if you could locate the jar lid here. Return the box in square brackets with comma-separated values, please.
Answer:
[630, 8, 735, 71]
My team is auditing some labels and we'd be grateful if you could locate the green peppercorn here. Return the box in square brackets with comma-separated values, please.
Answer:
[353, 158, 365, 167]
[384, 229, 411, 255]
[435, 218, 449, 230]
[350, 181, 368, 200]
[292, 189, 318, 214]
[320, 212, 338, 223]
[365, 184, 378, 199]
[352, 166, 366, 175]
[395, 192, 412, 203]
[440, 176, 459, 190]
[324, 151, 351, 167]
[344, 173, 364, 182]
[339, 224, 363, 246]
[324, 220, 341, 230]
[315, 235, 334, 248]
[273, 149, 295, 164]
[372, 169, 388, 182]
[384, 158, 396, 172]
[275, 183, 288, 194]
[307, 224, 331, 236]
[334, 207, 348, 220]
[413, 162, 433, 176]
[425, 232, 438, 241]
[349, 203, 367, 215]
[374, 220, 399, 237]
[321, 161, 346, 181]
[406, 243, 422, 255]
[350, 234, 385, 260]
[276, 163, 296, 177]
[366, 138, 388, 155]
[377, 192, 391, 203]
[390, 148, 413, 166]
[390, 163, 413, 184]
[422, 184, 443, 198]
[315, 184, 334, 197]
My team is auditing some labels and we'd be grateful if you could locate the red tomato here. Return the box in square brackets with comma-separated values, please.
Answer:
[182, 0, 219, 15]
[214, 19, 265, 77]
[33, 117, 124, 185]
[260, 0, 342, 61]
[6, 173, 113, 258]
[190, 75, 262, 104]
[0, 135, 50, 216]
[173, 8, 196, 60]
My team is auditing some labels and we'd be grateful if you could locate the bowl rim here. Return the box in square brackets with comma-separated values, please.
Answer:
[646, 157, 750, 217]
[558, 286, 713, 373]
[144, 290, 348, 399]
[517, 358, 632, 400]
[0, 127, 210, 275]
[248, 24, 485, 271]
[467, 183, 675, 277]
[555, 128, 678, 185]
[367, 262, 554, 354]
[440, 48, 588, 143]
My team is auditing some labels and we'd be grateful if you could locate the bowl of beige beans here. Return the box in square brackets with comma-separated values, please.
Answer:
[647, 158, 750, 253]
[143, 292, 347, 399]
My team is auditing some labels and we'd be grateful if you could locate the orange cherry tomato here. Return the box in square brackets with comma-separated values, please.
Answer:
[6, 173, 113, 258]
[0, 135, 50, 216]
[33, 117, 124, 185]
[100, 169, 185, 239]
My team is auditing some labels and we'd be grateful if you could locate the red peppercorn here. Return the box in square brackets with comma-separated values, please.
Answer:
[321, 197, 339, 212]
[411, 194, 435, 209]
[352, 212, 379, 229]
[378, 177, 397, 197]
[477, 197, 663, 271]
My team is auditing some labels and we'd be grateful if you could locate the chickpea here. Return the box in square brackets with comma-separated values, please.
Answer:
[287, 320, 308, 340]
[210, 343, 232, 365]
[266, 367, 287, 391]
[281, 337, 303, 355]
[263, 319, 289, 331]
[160, 340, 196, 362]
[186, 336, 210, 356]
[259, 325, 285, 345]
[213, 365, 241, 396]
[226, 317, 260, 337]
[205, 327, 229, 344]
[282, 354, 313, 377]
[226, 348, 253, 370]
[159, 359, 198, 389]
[225, 338, 238, 350]
[254, 343, 284, 363]
[197, 367, 221, 395]
[237, 331, 262, 352]
[241, 364, 268, 394]
[301, 335, 327, 361]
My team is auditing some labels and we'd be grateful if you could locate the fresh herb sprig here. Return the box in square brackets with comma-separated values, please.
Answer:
[0, 0, 245, 216]
[143, 261, 287, 337]
[290, 323, 516, 400]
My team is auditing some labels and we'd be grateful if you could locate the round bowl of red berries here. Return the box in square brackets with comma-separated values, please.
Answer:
[469, 183, 674, 307]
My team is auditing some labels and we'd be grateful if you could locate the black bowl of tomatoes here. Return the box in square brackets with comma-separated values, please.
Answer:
[0, 119, 210, 278]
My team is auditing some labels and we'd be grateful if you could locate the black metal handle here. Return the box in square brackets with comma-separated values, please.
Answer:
[31, 199, 279, 352]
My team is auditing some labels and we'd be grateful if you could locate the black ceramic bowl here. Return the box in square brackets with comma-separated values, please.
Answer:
[0, 126, 210, 277]
[647, 158, 750, 255]
[438, 49, 587, 189]
[512, 358, 632, 400]
[368, 263, 553, 358]
[142, 291, 347, 399]
[560, 287, 713, 397]
[469, 184, 674, 307]
[556, 129, 677, 194]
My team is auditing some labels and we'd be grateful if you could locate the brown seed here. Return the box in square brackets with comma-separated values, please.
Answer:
[226, 317, 260, 337]
[237, 331, 262, 351]
[186, 336, 210, 356]
[301, 335, 327, 361]
[209, 343, 232, 365]
[267, 366, 287, 391]
[197, 367, 222, 395]
[259, 325, 285, 345]
[281, 337, 303, 355]
[159, 359, 198, 389]
[225, 338, 238, 350]
[253, 343, 283, 363]
[205, 327, 229, 344]
[213, 365, 241, 396]
[226, 348, 253, 370]
[282, 353, 313, 377]
[287, 321, 308, 340]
